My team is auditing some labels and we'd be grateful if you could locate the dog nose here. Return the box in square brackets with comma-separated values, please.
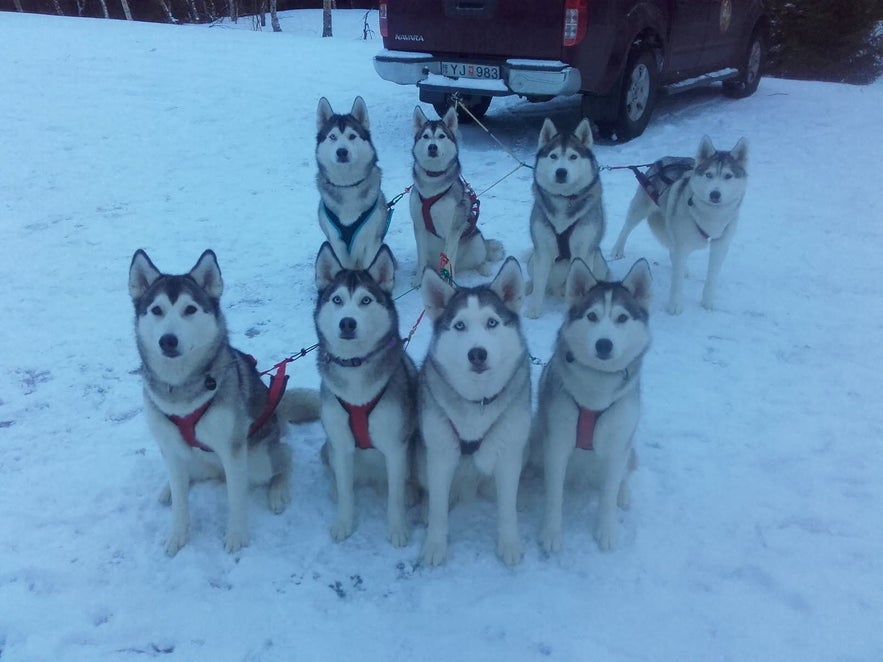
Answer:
[339, 317, 357, 334]
[159, 334, 178, 353]
[336, 147, 349, 162]
[710, 190, 721, 203]
[595, 338, 613, 359]
[555, 168, 568, 183]
[428, 143, 438, 157]
[467, 346, 488, 366]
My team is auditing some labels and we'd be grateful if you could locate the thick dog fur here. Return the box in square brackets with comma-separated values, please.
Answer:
[525, 117, 609, 319]
[410, 105, 503, 285]
[611, 136, 748, 314]
[129, 249, 319, 556]
[533, 257, 651, 553]
[417, 257, 531, 566]
[314, 243, 417, 547]
[316, 96, 390, 269]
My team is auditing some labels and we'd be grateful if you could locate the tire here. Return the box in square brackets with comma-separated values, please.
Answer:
[723, 27, 767, 99]
[614, 49, 658, 142]
[432, 94, 492, 123]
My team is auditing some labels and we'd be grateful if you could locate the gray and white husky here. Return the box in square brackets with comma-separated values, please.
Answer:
[534, 256, 651, 553]
[314, 243, 417, 547]
[417, 258, 531, 566]
[611, 136, 748, 314]
[316, 96, 390, 269]
[129, 249, 319, 556]
[410, 105, 503, 286]
[525, 118, 609, 319]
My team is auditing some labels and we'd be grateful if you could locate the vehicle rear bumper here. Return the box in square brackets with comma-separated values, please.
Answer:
[373, 50, 581, 97]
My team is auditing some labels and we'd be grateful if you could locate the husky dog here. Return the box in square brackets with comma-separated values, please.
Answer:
[525, 118, 609, 319]
[535, 257, 651, 552]
[316, 96, 390, 269]
[417, 258, 531, 566]
[410, 105, 503, 286]
[129, 249, 319, 556]
[611, 136, 748, 314]
[314, 243, 417, 547]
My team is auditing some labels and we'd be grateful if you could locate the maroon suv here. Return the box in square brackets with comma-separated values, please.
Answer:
[373, 0, 768, 140]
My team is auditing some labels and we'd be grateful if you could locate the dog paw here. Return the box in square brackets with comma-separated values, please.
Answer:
[330, 518, 354, 542]
[593, 522, 617, 551]
[388, 520, 411, 548]
[477, 262, 493, 276]
[411, 272, 422, 288]
[617, 483, 632, 510]
[524, 303, 542, 319]
[267, 477, 291, 514]
[224, 529, 250, 554]
[700, 294, 715, 310]
[541, 527, 562, 553]
[666, 301, 683, 315]
[497, 537, 523, 566]
[485, 239, 504, 261]
[610, 246, 625, 260]
[164, 529, 188, 556]
[420, 537, 448, 566]
[158, 483, 171, 506]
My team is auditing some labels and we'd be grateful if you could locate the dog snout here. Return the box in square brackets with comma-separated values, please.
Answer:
[555, 168, 568, 183]
[339, 317, 357, 337]
[159, 333, 179, 356]
[427, 143, 438, 157]
[467, 346, 488, 368]
[709, 190, 721, 203]
[595, 338, 613, 359]
[336, 147, 349, 163]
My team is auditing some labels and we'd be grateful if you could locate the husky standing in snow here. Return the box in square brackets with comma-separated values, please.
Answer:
[129, 249, 319, 555]
[410, 105, 503, 285]
[417, 258, 531, 566]
[314, 243, 417, 547]
[525, 117, 609, 319]
[316, 96, 390, 269]
[611, 136, 748, 314]
[534, 256, 651, 553]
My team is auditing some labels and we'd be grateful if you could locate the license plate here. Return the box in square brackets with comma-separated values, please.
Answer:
[441, 61, 500, 80]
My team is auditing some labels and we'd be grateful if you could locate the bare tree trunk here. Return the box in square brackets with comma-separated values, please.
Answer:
[74, 0, 85, 15]
[203, 0, 217, 21]
[259, 0, 266, 27]
[156, 0, 175, 22]
[186, 0, 199, 22]
[322, 0, 332, 37]
[270, 0, 281, 32]
[228, 0, 238, 23]
[97, 0, 109, 18]
[120, 0, 133, 19]
[14, 0, 25, 12]
[52, 0, 64, 15]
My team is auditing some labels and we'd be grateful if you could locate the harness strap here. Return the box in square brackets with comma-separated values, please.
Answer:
[576, 405, 605, 451]
[419, 187, 452, 238]
[322, 197, 381, 253]
[449, 421, 482, 456]
[419, 182, 480, 240]
[167, 399, 215, 453]
[249, 360, 289, 436]
[555, 221, 578, 262]
[337, 385, 388, 450]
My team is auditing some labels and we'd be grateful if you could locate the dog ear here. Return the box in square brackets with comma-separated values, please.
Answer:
[188, 250, 224, 299]
[128, 249, 161, 301]
[351, 96, 369, 129]
[489, 257, 524, 314]
[367, 244, 396, 293]
[315, 242, 343, 291]
[697, 135, 716, 161]
[565, 258, 598, 308]
[421, 267, 454, 321]
[538, 118, 557, 149]
[413, 106, 428, 135]
[574, 117, 594, 150]
[622, 259, 652, 310]
[731, 137, 748, 169]
[317, 97, 334, 131]
[442, 105, 459, 134]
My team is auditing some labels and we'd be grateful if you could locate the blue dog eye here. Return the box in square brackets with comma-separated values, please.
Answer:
[332, 295, 343, 305]
[454, 321, 466, 331]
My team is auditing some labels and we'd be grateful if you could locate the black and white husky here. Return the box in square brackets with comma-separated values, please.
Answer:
[314, 243, 417, 547]
[533, 256, 651, 553]
[129, 250, 318, 555]
[525, 118, 609, 318]
[316, 96, 390, 269]
[417, 258, 531, 566]
[612, 136, 748, 314]
[410, 105, 503, 285]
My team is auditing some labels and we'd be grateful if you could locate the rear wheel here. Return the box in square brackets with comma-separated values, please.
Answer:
[614, 49, 658, 142]
[723, 27, 766, 98]
[432, 93, 492, 123]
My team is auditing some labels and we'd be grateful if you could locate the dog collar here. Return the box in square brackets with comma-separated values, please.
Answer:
[321, 334, 399, 368]
[321, 172, 370, 189]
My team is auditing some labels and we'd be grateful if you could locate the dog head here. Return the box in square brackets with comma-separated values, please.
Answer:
[412, 105, 460, 174]
[561, 257, 651, 373]
[422, 258, 526, 401]
[689, 136, 748, 207]
[129, 249, 226, 383]
[534, 118, 599, 196]
[314, 242, 398, 360]
[316, 96, 378, 185]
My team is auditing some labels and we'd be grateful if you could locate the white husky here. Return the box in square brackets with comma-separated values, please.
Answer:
[417, 258, 531, 566]
[612, 136, 748, 314]
[534, 256, 651, 552]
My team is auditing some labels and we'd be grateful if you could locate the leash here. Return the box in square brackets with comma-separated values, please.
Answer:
[402, 253, 457, 350]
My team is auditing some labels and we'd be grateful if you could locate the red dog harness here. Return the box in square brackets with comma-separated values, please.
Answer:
[576, 406, 605, 451]
[336, 386, 387, 450]
[418, 180, 480, 240]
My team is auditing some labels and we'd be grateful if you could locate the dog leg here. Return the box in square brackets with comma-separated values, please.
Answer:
[421, 448, 459, 566]
[494, 449, 524, 566]
[667, 246, 688, 315]
[412, 216, 429, 287]
[161, 452, 191, 556]
[594, 450, 632, 551]
[525, 252, 552, 318]
[541, 439, 572, 553]
[701, 226, 735, 310]
[329, 441, 356, 541]
[218, 444, 250, 553]
[612, 192, 650, 259]
[384, 445, 410, 547]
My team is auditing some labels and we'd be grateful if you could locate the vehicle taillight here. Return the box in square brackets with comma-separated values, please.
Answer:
[563, 0, 588, 47]
[379, 2, 388, 38]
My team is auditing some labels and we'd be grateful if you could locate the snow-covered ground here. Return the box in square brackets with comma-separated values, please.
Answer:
[1, 9, 882, 661]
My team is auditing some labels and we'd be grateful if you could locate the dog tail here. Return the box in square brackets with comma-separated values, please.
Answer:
[277, 388, 321, 424]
